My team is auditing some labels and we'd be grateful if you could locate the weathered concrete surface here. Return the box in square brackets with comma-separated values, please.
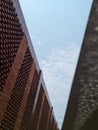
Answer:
[62, 0, 98, 130]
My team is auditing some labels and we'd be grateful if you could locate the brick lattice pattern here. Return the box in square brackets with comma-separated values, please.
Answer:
[0, 0, 23, 91]
[0, 0, 59, 130]
[1, 48, 33, 130]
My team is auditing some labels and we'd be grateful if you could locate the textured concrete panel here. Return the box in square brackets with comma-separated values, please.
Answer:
[62, 0, 98, 130]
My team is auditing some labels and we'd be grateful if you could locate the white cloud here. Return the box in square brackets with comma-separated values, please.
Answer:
[31, 35, 42, 46]
[40, 42, 80, 128]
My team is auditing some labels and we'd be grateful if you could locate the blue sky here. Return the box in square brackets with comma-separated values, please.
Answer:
[19, 0, 92, 128]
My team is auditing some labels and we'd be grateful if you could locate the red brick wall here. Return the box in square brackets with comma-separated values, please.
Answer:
[0, 0, 59, 130]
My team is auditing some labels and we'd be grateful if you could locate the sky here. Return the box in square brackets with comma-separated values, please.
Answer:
[19, 0, 93, 128]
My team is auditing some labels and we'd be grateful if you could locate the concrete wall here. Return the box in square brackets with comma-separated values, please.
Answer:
[62, 0, 98, 130]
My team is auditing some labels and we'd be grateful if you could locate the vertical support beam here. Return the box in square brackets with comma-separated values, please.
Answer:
[50, 115, 56, 130]
[19, 69, 41, 130]
[48, 108, 53, 130]
[36, 92, 45, 130]
[32, 70, 42, 116]
[46, 107, 52, 130]
[47, 107, 53, 130]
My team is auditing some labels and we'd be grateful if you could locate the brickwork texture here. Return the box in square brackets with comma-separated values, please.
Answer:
[0, 0, 59, 130]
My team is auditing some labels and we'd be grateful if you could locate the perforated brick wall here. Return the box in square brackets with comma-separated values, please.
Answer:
[0, 0, 23, 91]
[1, 48, 33, 130]
[39, 96, 50, 130]
[0, 0, 59, 130]
[31, 86, 44, 130]
[20, 70, 40, 130]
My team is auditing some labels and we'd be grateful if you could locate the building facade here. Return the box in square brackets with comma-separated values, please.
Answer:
[0, 0, 59, 130]
[62, 0, 98, 130]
